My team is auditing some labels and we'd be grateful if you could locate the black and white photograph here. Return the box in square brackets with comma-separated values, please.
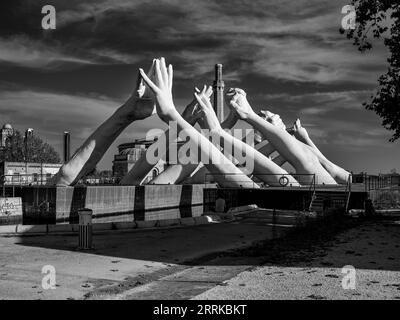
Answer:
[0, 0, 399, 307]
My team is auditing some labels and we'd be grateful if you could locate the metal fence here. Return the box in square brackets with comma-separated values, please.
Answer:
[204, 173, 317, 189]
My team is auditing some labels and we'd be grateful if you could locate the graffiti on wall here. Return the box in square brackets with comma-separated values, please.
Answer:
[0, 197, 22, 217]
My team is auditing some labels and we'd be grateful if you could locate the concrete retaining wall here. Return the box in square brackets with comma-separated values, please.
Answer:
[204, 188, 368, 213]
[18, 184, 215, 225]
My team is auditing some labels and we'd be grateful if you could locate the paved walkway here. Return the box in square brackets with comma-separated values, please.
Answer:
[0, 220, 289, 300]
[2, 216, 398, 300]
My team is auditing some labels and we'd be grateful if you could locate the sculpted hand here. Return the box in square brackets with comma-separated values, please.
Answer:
[194, 85, 221, 131]
[221, 98, 239, 129]
[259, 110, 287, 131]
[226, 88, 256, 120]
[139, 57, 176, 123]
[181, 86, 212, 125]
[292, 119, 310, 144]
[123, 60, 156, 121]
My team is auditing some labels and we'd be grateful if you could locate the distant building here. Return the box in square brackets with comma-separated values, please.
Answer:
[0, 123, 14, 148]
[0, 161, 62, 185]
[112, 138, 166, 183]
[352, 172, 400, 187]
[384, 173, 400, 186]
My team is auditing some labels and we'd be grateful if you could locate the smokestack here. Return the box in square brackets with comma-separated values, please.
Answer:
[63, 131, 70, 163]
[213, 64, 225, 122]
[24, 128, 34, 163]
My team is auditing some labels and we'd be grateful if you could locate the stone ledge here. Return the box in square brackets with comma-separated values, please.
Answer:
[0, 225, 17, 234]
[16, 225, 47, 234]
[0, 215, 220, 236]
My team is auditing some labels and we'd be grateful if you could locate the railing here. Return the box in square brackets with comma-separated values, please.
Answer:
[344, 174, 352, 213]
[0, 173, 122, 191]
[75, 176, 119, 186]
[204, 173, 317, 211]
[308, 174, 317, 211]
[351, 173, 396, 192]
[204, 173, 317, 189]
[1, 174, 55, 197]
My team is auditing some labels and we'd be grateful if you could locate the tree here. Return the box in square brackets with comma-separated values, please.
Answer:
[341, 1, 400, 141]
[0, 130, 61, 163]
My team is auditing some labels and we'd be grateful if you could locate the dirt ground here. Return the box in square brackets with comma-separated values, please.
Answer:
[195, 217, 400, 300]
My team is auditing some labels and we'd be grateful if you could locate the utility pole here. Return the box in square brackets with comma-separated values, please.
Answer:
[63, 131, 71, 163]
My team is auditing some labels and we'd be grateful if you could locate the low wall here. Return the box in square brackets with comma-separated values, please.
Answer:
[369, 188, 400, 209]
[204, 188, 312, 213]
[204, 188, 368, 213]
[0, 197, 23, 225]
[16, 184, 215, 225]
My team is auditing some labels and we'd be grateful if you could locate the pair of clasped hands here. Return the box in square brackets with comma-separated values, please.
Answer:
[133, 57, 254, 131]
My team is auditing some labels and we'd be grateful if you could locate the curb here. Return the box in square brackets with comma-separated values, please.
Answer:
[0, 215, 221, 236]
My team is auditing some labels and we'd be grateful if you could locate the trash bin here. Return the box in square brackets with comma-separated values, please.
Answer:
[78, 208, 93, 250]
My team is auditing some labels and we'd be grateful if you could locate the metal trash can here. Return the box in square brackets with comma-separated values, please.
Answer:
[78, 208, 93, 250]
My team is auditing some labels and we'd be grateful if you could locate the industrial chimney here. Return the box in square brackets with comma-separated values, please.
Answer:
[213, 64, 225, 122]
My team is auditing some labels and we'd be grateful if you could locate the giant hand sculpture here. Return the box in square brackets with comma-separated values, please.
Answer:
[227, 88, 337, 185]
[120, 87, 208, 185]
[146, 86, 213, 185]
[292, 119, 351, 184]
[50, 61, 157, 186]
[194, 85, 300, 187]
[139, 58, 257, 188]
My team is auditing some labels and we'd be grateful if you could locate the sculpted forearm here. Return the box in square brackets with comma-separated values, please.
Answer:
[120, 93, 207, 185]
[148, 163, 200, 185]
[139, 59, 257, 188]
[152, 108, 239, 185]
[168, 111, 257, 188]
[246, 114, 307, 169]
[215, 129, 299, 186]
[51, 62, 157, 186]
[51, 104, 140, 186]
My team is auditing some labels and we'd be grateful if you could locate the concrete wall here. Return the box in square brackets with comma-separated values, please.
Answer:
[204, 188, 368, 213]
[19, 184, 215, 225]
[0, 197, 22, 225]
[204, 188, 312, 213]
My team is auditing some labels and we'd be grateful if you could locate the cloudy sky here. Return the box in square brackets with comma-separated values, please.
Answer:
[0, 0, 398, 173]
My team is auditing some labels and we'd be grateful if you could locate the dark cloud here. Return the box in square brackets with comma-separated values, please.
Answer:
[0, 0, 397, 173]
